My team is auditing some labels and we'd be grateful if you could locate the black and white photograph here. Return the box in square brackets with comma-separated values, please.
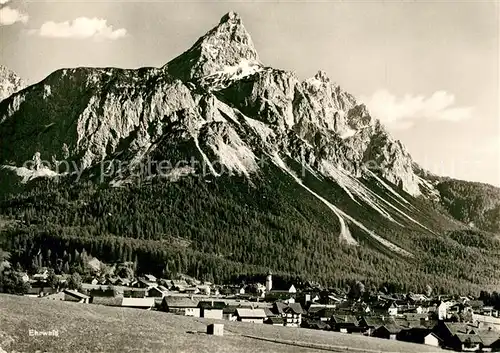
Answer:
[0, 0, 499, 352]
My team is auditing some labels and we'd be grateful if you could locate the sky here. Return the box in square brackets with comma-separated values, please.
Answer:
[1, 0, 499, 186]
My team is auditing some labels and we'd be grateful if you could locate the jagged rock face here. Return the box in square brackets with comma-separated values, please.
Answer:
[0, 67, 201, 169]
[218, 69, 298, 130]
[0, 11, 423, 196]
[0, 66, 25, 102]
[217, 66, 421, 194]
[166, 11, 261, 83]
[362, 122, 421, 195]
[298, 71, 357, 132]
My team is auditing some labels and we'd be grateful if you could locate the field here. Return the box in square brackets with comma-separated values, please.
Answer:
[0, 294, 447, 353]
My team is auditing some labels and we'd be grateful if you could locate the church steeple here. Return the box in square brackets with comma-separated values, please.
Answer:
[265, 271, 272, 292]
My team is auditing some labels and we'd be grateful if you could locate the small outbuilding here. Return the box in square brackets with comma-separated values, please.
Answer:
[207, 323, 224, 336]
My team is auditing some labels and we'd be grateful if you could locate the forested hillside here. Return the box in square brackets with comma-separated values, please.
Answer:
[1, 162, 499, 295]
[436, 179, 500, 233]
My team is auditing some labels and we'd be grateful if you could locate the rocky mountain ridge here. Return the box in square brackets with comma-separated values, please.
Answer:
[0, 12, 499, 292]
[0, 11, 498, 243]
[0, 12, 421, 196]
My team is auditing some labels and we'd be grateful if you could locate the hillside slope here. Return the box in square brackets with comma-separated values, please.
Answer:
[436, 178, 500, 233]
[0, 295, 445, 353]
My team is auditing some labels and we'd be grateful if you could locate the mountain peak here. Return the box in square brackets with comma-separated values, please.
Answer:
[314, 70, 330, 83]
[165, 12, 260, 82]
[220, 11, 241, 24]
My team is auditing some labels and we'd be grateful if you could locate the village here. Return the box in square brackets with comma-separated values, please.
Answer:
[17, 269, 500, 352]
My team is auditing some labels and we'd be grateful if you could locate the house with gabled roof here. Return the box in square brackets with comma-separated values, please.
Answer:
[183, 287, 200, 295]
[121, 297, 155, 310]
[371, 301, 399, 316]
[235, 308, 267, 323]
[467, 300, 485, 313]
[270, 302, 303, 327]
[372, 300, 399, 316]
[475, 313, 500, 331]
[330, 315, 359, 333]
[62, 289, 90, 303]
[408, 293, 428, 303]
[263, 307, 275, 318]
[397, 327, 441, 347]
[308, 307, 335, 322]
[352, 302, 371, 315]
[89, 287, 115, 298]
[144, 274, 157, 283]
[170, 280, 189, 291]
[26, 283, 57, 298]
[197, 284, 211, 296]
[301, 319, 330, 331]
[285, 303, 304, 315]
[131, 278, 155, 289]
[265, 283, 298, 303]
[147, 286, 168, 298]
[198, 301, 226, 320]
[115, 277, 131, 286]
[358, 316, 395, 335]
[269, 284, 297, 295]
[404, 313, 429, 322]
[272, 302, 288, 316]
[394, 317, 438, 331]
[306, 305, 323, 317]
[372, 324, 404, 340]
[477, 329, 500, 352]
[432, 300, 449, 320]
[223, 306, 238, 321]
[454, 334, 482, 351]
[44, 291, 65, 301]
[158, 279, 172, 289]
[123, 288, 147, 298]
[265, 316, 285, 326]
[481, 306, 499, 317]
[161, 296, 200, 317]
[434, 321, 481, 351]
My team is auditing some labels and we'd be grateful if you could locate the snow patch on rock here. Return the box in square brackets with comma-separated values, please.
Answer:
[200, 59, 263, 91]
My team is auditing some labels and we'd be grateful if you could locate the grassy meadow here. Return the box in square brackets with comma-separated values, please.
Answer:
[0, 294, 446, 353]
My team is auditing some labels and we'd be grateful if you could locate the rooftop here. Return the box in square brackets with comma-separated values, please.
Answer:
[64, 289, 90, 300]
[121, 298, 155, 308]
[236, 308, 267, 318]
